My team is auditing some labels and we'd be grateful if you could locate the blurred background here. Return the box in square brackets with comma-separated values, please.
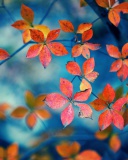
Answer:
[0, 0, 128, 159]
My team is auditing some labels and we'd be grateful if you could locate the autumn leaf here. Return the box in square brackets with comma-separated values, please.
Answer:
[76, 150, 101, 160]
[46, 78, 91, 126]
[77, 23, 92, 34]
[0, 49, 10, 60]
[90, 84, 127, 130]
[56, 141, 80, 158]
[109, 134, 121, 152]
[59, 20, 74, 32]
[106, 44, 128, 81]
[26, 113, 37, 129]
[0, 103, 10, 120]
[11, 106, 28, 118]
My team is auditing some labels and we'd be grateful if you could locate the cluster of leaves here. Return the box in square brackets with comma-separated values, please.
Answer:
[0, 143, 19, 160]
[56, 141, 101, 160]
[10, 91, 51, 128]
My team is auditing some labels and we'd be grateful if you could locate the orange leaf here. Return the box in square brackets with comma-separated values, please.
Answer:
[80, 79, 92, 92]
[34, 25, 50, 38]
[112, 110, 124, 130]
[110, 59, 122, 72]
[0, 103, 10, 112]
[25, 90, 35, 108]
[66, 61, 82, 76]
[76, 150, 101, 160]
[114, 2, 128, 14]
[7, 143, 18, 159]
[0, 147, 5, 158]
[95, 126, 112, 140]
[35, 109, 51, 119]
[35, 94, 46, 108]
[109, 134, 121, 152]
[77, 23, 92, 34]
[0, 49, 10, 60]
[83, 58, 95, 75]
[84, 42, 100, 50]
[76, 103, 92, 118]
[99, 110, 112, 130]
[26, 113, 37, 128]
[117, 64, 128, 81]
[26, 44, 43, 58]
[56, 141, 80, 158]
[39, 45, 51, 68]
[11, 20, 30, 30]
[21, 4, 34, 23]
[102, 84, 115, 103]
[72, 44, 82, 57]
[48, 42, 68, 56]
[124, 59, 128, 67]
[11, 106, 28, 118]
[46, 29, 60, 43]
[73, 89, 91, 102]
[82, 29, 93, 42]
[106, 44, 121, 58]
[81, 45, 90, 59]
[60, 78, 73, 98]
[59, 20, 74, 32]
[0, 112, 6, 120]
[90, 98, 107, 111]
[30, 29, 44, 42]
[22, 29, 31, 43]
[45, 93, 68, 109]
[61, 104, 74, 126]
[80, 0, 88, 7]
[95, 0, 110, 8]
[122, 42, 128, 58]
[108, 9, 120, 27]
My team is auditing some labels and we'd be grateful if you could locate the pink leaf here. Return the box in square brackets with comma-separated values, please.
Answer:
[73, 89, 91, 102]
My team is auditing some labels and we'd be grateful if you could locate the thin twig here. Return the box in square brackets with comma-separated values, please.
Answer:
[39, 0, 58, 24]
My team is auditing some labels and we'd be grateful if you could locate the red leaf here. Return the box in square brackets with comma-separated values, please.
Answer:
[84, 42, 100, 50]
[76, 150, 101, 160]
[0, 49, 10, 60]
[39, 45, 51, 68]
[72, 44, 82, 57]
[61, 104, 74, 126]
[77, 23, 92, 34]
[83, 58, 95, 75]
[59, 20, 74, 32]
[22, 29, 31, 43]
[108, 10, 120, 27]
[21, 4, 34, 23]
[60, 78, 73, 98]
[90, 99, 107, 111]
[98, 110, 112, 130]
[95, 0, 115, 8]
[114, 2, 128, 13]
[109, 134, 121, 152]
[112, 110, 124, 130]
[112, 97, 127, 111]
[122, 42, 128, 58]
[35, 109, 51, 119]
[117, 64, 128, 81]
[81, 45, 90, 59]
[66, 61, 82, 76]
[73, 89, 91, 102]
[26, 44, 42, 58]
[11, 106, 28, 118]
[46, 29, 60, 42]
[110, 59, 123, 72]
[82, 29, 93, 42]
[30, 29, 44, 42]
[48, 42, 68, 56]
[85, 71, 99, 82]
[102, 84, 115, 103]
[11, 20, 30, 30]
[106, 45, 121, 58]
[45, 93, 68, 109]
[26, 113, 37, 128]
[76, 103, 92, 118]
